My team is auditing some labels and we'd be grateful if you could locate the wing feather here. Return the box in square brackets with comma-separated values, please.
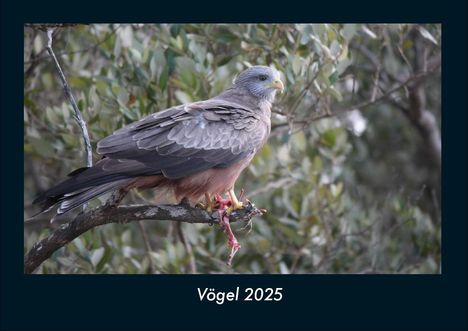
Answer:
[96, 98, 268, 179]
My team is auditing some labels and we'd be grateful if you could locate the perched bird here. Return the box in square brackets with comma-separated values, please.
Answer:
[33, 65, 284, 218]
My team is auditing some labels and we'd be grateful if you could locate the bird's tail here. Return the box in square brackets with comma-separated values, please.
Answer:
[32, 164, 132, 216]
[56, 179, 129, 214]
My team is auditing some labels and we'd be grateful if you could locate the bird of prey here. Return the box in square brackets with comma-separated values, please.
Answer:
[34, 65, 283, 214]
[33, 65, 284, 261]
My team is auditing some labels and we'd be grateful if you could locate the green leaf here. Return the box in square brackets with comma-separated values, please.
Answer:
[312, 155, 323, 173]
[77, 99, 85, 111]
[61, 133, 77, 146]
[328, 86, 343, 101]
[277, 144, 290, 165]
[165, 48, 178, 75]
[91, 247, 105, 267]
[341, 24, 357, 42]
[174, 90, 192, 104]
[46, 107, 60, 124]
[119, 25, 133, 48]
[291, 131, 306, 152]
[28, 137, 55, 158]
[33, 34, 43, 54]
[361, 25, 377, 39]
[217, 55, 234, 67]
[331, 182, 343, 198]
[298, 24, 313, 44]
[330, 40, 341, 58]
[62, 103, 70, 122]
[159, 66, 169, 90]
[189, 40, 206, 63]
[72, 237, 87, 256]
[328, 71, 339, 85]
[69, 76, 92, 89]
[216, 27, 238, 43]
[129, 48, 142, 63]
[171, 36, 184, 51]
[95, 247, 112, 273]
[418, 27, 438, 45]
[41, 73, 54, 89]
[150, 50, 166, 80]
[291, 55, 301, 75]
[321, 128, 338, 147]
[170, 24, 182, 38]
[336, 57, 353, 75]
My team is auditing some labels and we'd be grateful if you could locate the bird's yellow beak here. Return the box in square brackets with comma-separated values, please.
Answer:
[270, 79, 285, 93]
[267, 79, 284, 93]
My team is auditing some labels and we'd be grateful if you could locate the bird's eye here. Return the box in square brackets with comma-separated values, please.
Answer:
[259, 75, 268, 81]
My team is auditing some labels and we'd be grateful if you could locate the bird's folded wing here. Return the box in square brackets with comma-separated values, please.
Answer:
[96, 99, 268, 179]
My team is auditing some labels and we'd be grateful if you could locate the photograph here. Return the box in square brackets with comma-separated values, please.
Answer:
[23, 23, 441, 274]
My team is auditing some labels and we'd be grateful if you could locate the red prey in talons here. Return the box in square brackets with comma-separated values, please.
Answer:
[218, 212, 241, 266]
[213, 194, 241, 266]
[203, 190, 267, 266]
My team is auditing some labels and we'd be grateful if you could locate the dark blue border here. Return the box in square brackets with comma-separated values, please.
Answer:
[1, 0, 467, 330]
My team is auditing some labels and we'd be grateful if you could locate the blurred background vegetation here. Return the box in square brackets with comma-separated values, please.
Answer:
[24, 24, 441, 274]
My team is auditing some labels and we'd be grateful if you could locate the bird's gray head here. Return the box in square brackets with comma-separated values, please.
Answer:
[234, 65, 284, 103]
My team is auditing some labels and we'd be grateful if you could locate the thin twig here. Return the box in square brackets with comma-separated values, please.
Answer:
[45, 28, 93, 168]
[24, 24, 120, 65]
[136, 221, 156, 273]
[271, 63, 440, 135]
[176, 223, 197, 274]
[370, 45, 384, 102]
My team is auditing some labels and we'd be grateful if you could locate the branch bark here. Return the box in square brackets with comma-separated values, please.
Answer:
[45, 28, 93, 168]
[24, 201, 263, 274]
[403, 30, 441, 171]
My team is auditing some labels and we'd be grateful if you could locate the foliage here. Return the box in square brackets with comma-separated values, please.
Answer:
[24, 24, 441, 274]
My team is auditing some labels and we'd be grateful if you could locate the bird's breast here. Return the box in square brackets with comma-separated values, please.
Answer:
[172, 155, 254, 202]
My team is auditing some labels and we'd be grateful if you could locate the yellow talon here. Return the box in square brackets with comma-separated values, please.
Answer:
[227, 188, 244, 214]
[197, 193, 216, 212]
[204, 193, 215, 213]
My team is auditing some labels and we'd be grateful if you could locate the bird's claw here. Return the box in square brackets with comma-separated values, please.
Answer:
[196, 201, 213, 213]
[225, 201, 244, 215]
[212, 190, 265, 266]
[214, 194, 231, 210]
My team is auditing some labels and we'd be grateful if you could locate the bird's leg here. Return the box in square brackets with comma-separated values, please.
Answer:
[204, 193, 214, 212]
[228, 188, 243, 209]
[196, 193, 216, 212]
[179, 197, 191, 206]
[226, 188, 244, 214]
[105, 188, 128, 208]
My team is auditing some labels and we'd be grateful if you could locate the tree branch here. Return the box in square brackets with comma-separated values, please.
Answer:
[24, 201, 263, 274]
[45, 28, 93, 168]
[403, 30, 441, 171]
[271, 63, 440, 136]
[24, 24, 120, 65]
[136, 221, 156, 273]
[176, 223, 197, 273]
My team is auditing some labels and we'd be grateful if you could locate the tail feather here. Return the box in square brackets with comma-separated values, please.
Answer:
[56, 179, 129, 214]
[31, 158, 161, 216]
[32, 160, 134, 215]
